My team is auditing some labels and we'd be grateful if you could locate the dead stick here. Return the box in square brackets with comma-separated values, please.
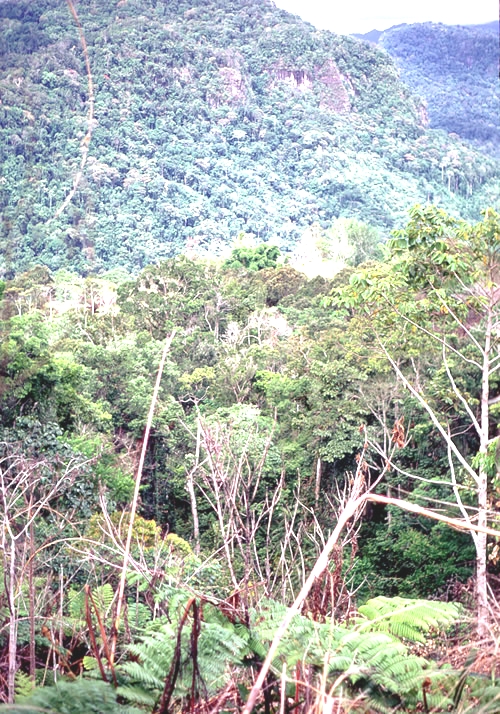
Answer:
[84, 586, 108, 683]
[109, 331, 176, 664]
[156, 596, 196, 714]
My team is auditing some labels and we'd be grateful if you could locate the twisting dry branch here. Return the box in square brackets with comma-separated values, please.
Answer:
[192, 412, 284, 604]
[0, 447, 90, 702]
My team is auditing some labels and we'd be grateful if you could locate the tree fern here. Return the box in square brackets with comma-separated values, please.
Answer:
[118, 599, 249, 708]
[112, 590, 464, 713]
[249, 596, 459, 712]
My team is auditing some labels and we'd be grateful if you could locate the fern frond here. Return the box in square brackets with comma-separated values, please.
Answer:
[82, 656, 99, 671]
[423, 692, 454, 710]
[116, 684, 157, 707]
[14, 671, 34, 701]
[1, 678, 143, 714]
[68, 584, 115, 620]
[125, 601, 151, 632]
[357, 596, 461, 642]
[122, 655, 165, 687]
[92, 583, 115, 615]
[68, 588, 85, 620]
[472, 684, 500, 713]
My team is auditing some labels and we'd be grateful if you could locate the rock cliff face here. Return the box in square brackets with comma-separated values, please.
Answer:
[316, 61, 351, 113]
[270, 63, 350, 112]
[190, 52, 353, 113]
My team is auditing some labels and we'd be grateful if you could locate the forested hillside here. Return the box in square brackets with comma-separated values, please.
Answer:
[369, 22, 500, 158]
[0, 0, 499, 274]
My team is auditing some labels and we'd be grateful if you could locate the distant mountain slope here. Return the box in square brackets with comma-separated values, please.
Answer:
[0, 0, 499, 274]
[352, 29, 385, 43]
[371, 22, 500, 158]
[464, 21, 499, 33]
[353, 20, 499, 43]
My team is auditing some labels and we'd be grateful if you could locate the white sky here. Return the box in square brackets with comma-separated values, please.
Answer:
[273, 0, 498, 35]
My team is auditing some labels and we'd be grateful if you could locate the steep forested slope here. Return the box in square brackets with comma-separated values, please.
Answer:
[0, 0, 498, 275]
[375, 22, 500, 157]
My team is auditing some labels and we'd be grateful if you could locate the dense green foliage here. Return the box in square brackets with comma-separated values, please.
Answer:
[377, 22, 500, 158]
[1, 208, 500, 710]
[0, 590, 468, 713]
[0, 0, 499, 274]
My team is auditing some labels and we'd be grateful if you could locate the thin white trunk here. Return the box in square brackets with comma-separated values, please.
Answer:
[187, 419, 201, 555]
[110, 331, 176, 663]
[380, 334, 493, 637]
[59, 566, 64, 656]
[314, 457, 322, 506]
[476, 303, 492, 638]
[29, 518, 36, 680]
[7, 537, 18, 703]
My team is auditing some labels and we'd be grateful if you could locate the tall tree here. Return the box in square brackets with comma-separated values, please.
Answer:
[339, 206, 500, 637]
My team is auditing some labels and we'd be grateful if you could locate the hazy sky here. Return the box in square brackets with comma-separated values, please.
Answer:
[273, 0, 498, 35]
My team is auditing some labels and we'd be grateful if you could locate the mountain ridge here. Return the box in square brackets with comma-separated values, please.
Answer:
[352, 19, 499, 43]
[0, 0, 498, 275]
